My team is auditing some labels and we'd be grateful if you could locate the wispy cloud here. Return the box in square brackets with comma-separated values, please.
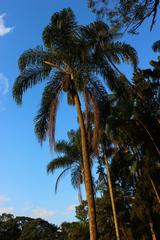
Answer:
[0, 73, 9, 111]
[0, 195, 10, 205]
[0, 207, 14, 215]
[31, 208, 56, 220]
[0, 13, 13, 37]
[64, 204, 76, 215]
[0, 73, 9, 95]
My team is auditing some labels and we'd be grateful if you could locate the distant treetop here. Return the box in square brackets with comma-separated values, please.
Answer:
[88, 0, 160, 34]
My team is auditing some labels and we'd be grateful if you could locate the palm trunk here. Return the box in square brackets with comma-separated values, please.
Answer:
[150, 177, 160, 204]
[74, 92, 97, 240]
[103, 149, 120, 240]
[149, 218, 157, 240]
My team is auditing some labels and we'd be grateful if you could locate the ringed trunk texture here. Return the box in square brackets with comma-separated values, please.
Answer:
[103, 151, 120, 240]
[74, 93, 97, 240]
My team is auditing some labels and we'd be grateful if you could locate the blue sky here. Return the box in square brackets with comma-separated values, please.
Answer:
[0, 0, 159, 225]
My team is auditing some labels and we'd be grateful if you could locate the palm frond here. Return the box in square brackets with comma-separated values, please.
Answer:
[87, 76, 108, 102]
[97, 60, 122, 92]
[18, 46, 51, 72]
[54, 140, 69, 152]
[34, 76, 61, 143]
[55, 140, 81, 161]
[43, 8, 78, 49]
[80, 21, 112, 47]
[55, 167, 71, 193]
[107, 42, 138, 68]
[13, 66, 51, 104]
[71, 165, 83, 189]
[47, 156, 74, 174]
[152, 40, 160, 52]
[48, 96, 59, 148]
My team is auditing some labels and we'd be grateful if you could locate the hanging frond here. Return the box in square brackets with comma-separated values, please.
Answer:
[87, 76, 108, 102]
[47, 156, 74, 174]
[34, 76, 61, 143]
[71, 165, 83, 189]
[48, 97, 59, 148]
[106, 42, 138, 68]
[13, 66, 51, 104]
[54, 167, 71, 193]
[18, 46, 51, 72]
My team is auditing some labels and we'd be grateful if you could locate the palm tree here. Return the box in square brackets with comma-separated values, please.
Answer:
[102, 140, 120, 240]
[80, 21, 138, 93]
[12, 9, 101, 240]
[47, 129, 84, 204]
[13, 8, 138, 240]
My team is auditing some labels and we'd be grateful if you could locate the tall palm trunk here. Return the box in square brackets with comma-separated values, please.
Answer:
[149, 218, 157, 240]
[74, 92, 97, 240]
[150, 177, 160, 204]
[103, 148, 120, 240]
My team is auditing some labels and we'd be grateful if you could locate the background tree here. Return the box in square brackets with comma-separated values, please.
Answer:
[18, 218, 60, 240]
[88, 0, 160, 33]
[47, 129, 84, 204]
[0, 214, 60, 240]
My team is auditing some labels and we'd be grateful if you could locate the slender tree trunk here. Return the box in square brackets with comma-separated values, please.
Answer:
[74, 92, 97, 240]
[136, 119, 160, 157]
[103, 149, 120, 240]
[150, 177, 160, 204]
[149, 218, 157, 240]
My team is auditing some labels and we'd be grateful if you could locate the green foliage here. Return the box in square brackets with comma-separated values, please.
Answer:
[0, 214, 61, 240]
[60, 221, 89, 240]
[88, 0, 160, 33]
[18, 218, 59, 240]
[12, 6, 160, 240]
[47, 129, 84, 194]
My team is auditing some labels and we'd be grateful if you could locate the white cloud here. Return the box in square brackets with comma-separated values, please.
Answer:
[0, 207, 14, 215]
[64, 204, 76, 215]
[0, 195, 9, 205]
[0, 73, 9, 111]
[0, 73, 9, 95]
[0, 13, 13, 37]
[31, 208, 56, 220]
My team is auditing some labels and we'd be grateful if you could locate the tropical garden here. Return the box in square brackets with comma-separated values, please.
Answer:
[1, 1, 160, 239]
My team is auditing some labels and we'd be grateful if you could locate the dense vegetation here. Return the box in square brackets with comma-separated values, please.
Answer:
[8, 2, 160, 240]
